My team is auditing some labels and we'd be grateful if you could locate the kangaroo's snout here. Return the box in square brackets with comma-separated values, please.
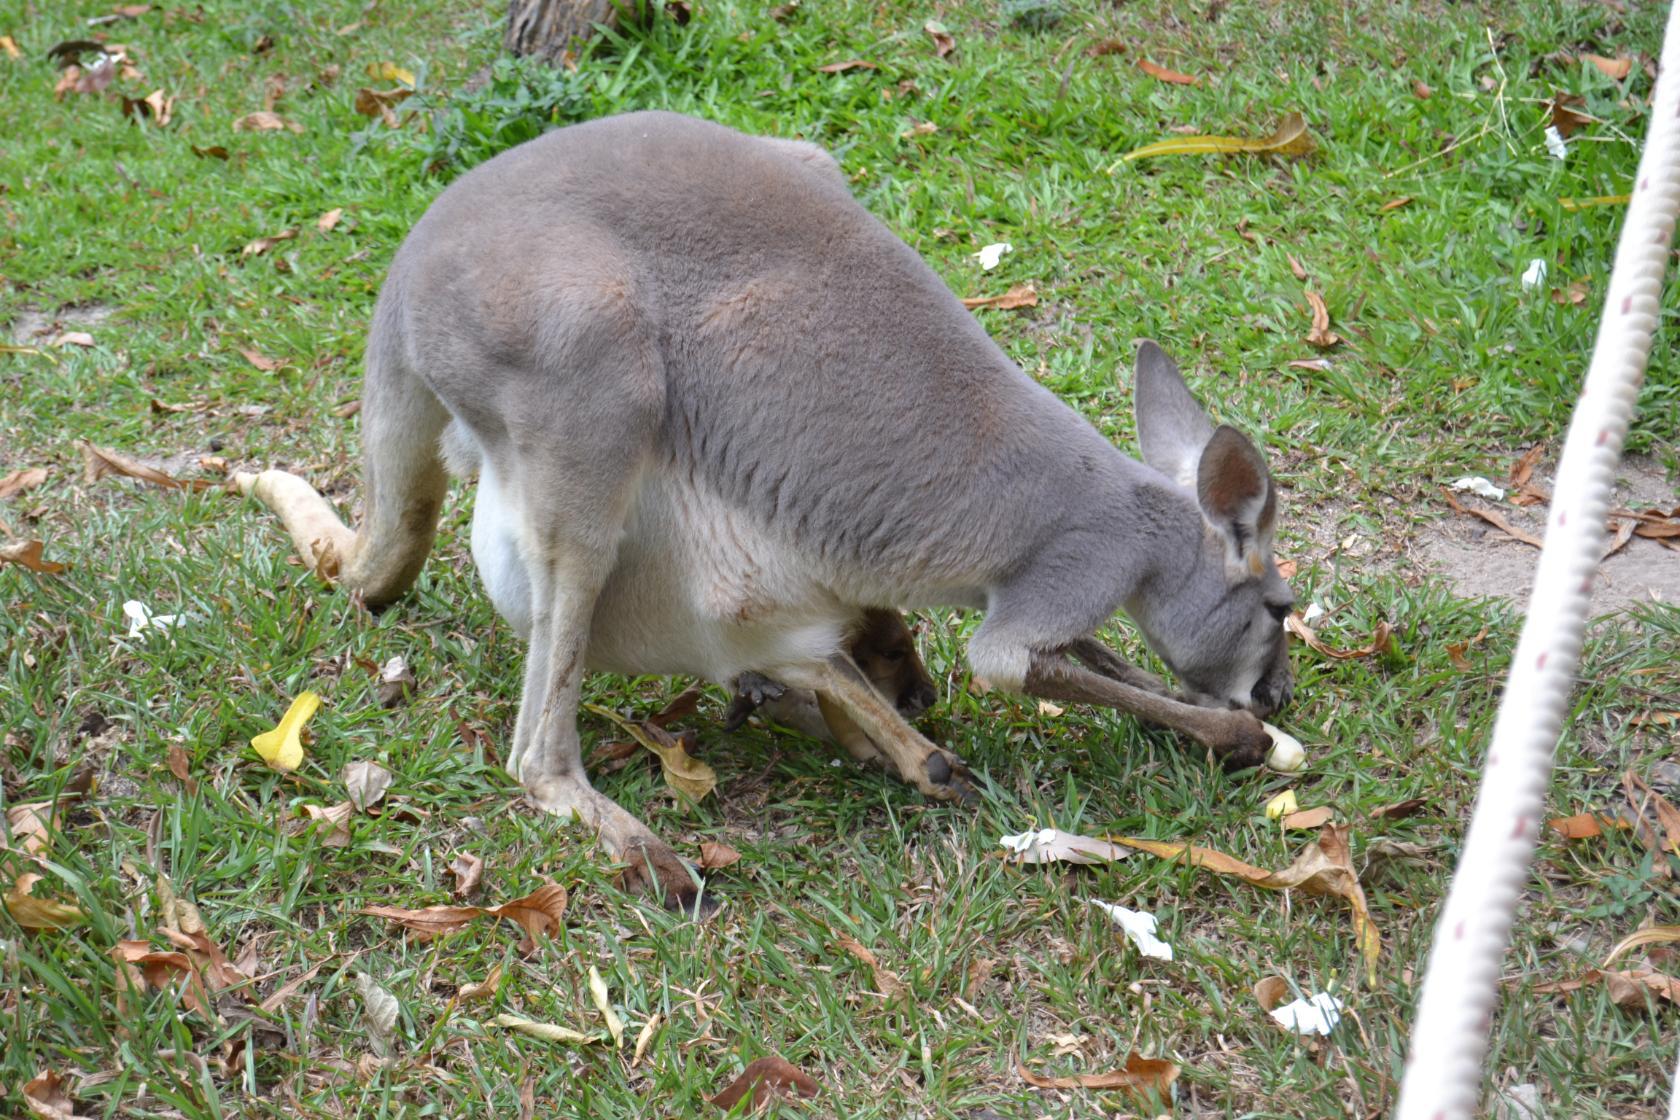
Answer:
[1247, 640, 1294, 719]
[898, 678, 938, 720]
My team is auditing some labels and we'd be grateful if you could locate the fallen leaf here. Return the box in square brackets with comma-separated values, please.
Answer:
[1137, 58, 1198, 85]
[1086, 39, 1125, 57]
[240, 229, 296, 257]
[494, 1013, 596, 1044]
[583, 703, 716, 802]
[923, 20, 954, 58]
[354, 86, 412, 127]
[233, 111, 301, 133]
[1286, 358, 1331, 372]
[110, 940, 213, 1013]
[1602, 517, 1637, 561]
[588, 966, 626, 1046]
[156, 873, 204, 935]
[360, 882, 568, 946]
[365, 61, 415, 86]
[121, 88, 174, 125]
[1253, 975, 1290, 1012]
[1114, 824, 1380, 982]
[1581, 53, 1632, 80]
[1442, 488, 1544, 548]
[23, 1069, 88, 1120]
[158, 926, 248, 990]
[999, 828, 1131, 865]
[1368, 798, 1427, 820]
[343, 761, 392, 811]
[448, 851, 484, 898]
[900, 120, 938, 139]
[54, 331, 95, 348]
[7, 802, 56, 856]
[816, 59, 877, 73]
[1445, 627, 1488, 671]
[0, 36, 20, 62]
[166, 743, 198, 794]
[251, 692, 319, 772]
[317, 207, 343, 232]
[4, 872, 85, 931]
[1303, 290, 1340, 348]
[0, 467, 48, 499]
[1536, 967, 1680, 1010]
[834, 933, 908, 998]
[377, 655, 416, 708]
[1379, 196, 1413, 213]
[698, 841, 741, 871]
[1, 540, 67, 574]
[1546, 812, 1632, 840]
[357, 971, 400, 1055]
[238, 346, 280, 370]
[191, 144, 229, 159]
[960, 283, 1038, 311]
[1282, 806, 1334, 830]
[1624, 771, 1680, 855]
[80, 441, 218, 491]
[1551, 278, 1590, 307]
[459, 963, 503, 1002]
[300, 801, 352, 846]
[1016, 1052, 1179, 1095]
[711, 1056, 821, 1110]
[1285, 614, 1394, 660]
[1604, 925, 1680, 968]
[1121, 110, 1315, 162]
[1546, 91, 1593, 138]
[1089, 900, 1173, 960]
[1286, 254, 1308, 281]
[1412, 79, 1432, 99]
[632, 1012, 661, 1066]
[256, 957, 328, 1013]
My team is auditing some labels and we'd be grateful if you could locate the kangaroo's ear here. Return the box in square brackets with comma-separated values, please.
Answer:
[1131, 340, 1214, 489]
[1196, 425, 1278, 577]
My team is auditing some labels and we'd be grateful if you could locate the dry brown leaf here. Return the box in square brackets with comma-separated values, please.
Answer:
[459, 963, 503, 1002]
[1536, 967, 1680, 1009]
[1086, 39, 1125, 57]
[816, 59, 877, 73]
[1604, 925, 1680, 968]
[238, 346, 281, 370]
[448, 851, 484, 898]
[649, 685, 703, 728]
[1138, 58, 1198, 85]
[1379, 196, 1413, 213]
[1508, 445, 1545, 488]
[361, 882, 567, 947]
[900, 120, 938, 139]
[4, 872, 85, 931]
[191, 144, 229, 160]
[1546, 91, 1593, 138]
[961, 283, 1038, 311]
[923, 20, 954, 58]
[834, 933, 908, 999]
[711, 1056, 821, 1111]
[1602, 517, 1637, 561]
[240, 229, 296, 257]
[1412, 79, 1432, 99]
[7, 802, 55, 856]
[317, 207, 343, 232]
[0, 36, 21, 61]
[377, 655, 416, 708]
[343, 760, 393, 811]
[80, 441, 217, 491]
[159, 926, 248, 991]
[354, 86, 412, 127]
[164, 742, 198, 793]
[1, 540, 67, 574]
[23, 1070, 88, 1120]
[110, 940, 213, 1014]
[1545, 812, 1631, 840]
[584, 703, 716, 802]
[1581, 53, 1632, 80]
[1441, 488, 1544, 548]
[233, 110, 301, 133]
[121, 88, 174, 125]
[1368, 798, 1427, 820]
[1303, 290, 1340, 348]
[1624, 771, 1680, 855]
[699, 841, 742, 871]
[1115, 824, 1380, 982]
[0, 467, 48, 499]
[1016, 1052, 1179, 1095]
[1282, 806, 1333, 830]
[1253, 975, 1290, 1012]
[1286, 254, 1308, 282]
[1285, 614, 1393, 660]
[54, 331, 95, 348]
[301, 802, 353, 847]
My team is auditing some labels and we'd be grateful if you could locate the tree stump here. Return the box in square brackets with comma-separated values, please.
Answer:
[504, 0, 654, 64]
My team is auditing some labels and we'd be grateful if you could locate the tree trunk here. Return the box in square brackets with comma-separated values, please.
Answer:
[504, 0, 654, 64]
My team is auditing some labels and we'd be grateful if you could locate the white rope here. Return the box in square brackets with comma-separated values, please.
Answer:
[1395, 3, 1680, 1115]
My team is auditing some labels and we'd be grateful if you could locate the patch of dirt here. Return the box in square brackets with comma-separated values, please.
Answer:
[1421, 456, 1679, 614]
[7, 302, 117, 345]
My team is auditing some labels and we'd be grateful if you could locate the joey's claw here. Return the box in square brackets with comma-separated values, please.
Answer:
[1212, 712, 1270, 772]
[924, 749, 979, 804]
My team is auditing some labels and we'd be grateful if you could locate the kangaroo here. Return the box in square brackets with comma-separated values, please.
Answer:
[235, 111, 1293, 911]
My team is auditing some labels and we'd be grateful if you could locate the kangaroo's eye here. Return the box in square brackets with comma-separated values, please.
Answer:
[1266, 601, 1292, 623]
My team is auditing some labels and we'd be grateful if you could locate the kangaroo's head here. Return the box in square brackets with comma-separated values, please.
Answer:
[1126, 341, 1294, 717]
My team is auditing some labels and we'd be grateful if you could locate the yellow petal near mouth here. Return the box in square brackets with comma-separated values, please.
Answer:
[252, 691, 320, 772]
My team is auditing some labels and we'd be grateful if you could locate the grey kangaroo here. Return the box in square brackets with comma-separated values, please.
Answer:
[236, 111, 1294, 910]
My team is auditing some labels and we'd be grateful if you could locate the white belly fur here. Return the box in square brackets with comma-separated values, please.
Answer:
[465, 438, 851, 684]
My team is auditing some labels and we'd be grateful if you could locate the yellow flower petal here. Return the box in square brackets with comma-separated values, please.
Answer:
[252, 691, 320, 772]
[1264, 789, 1299, 821]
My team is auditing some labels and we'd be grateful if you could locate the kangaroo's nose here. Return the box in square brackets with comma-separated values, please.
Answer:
[1250, 676, 1292, 719]
[899, 682, 937, 719]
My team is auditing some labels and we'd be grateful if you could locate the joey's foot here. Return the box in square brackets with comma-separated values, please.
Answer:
[921, 747, 980, 805]
[617, 839, 716, 920]
[1208, 711, 1270, 772]
[721, 671, 788, 731]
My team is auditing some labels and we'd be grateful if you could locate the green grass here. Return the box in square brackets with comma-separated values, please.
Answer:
[3, 0, 1678, 1115]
